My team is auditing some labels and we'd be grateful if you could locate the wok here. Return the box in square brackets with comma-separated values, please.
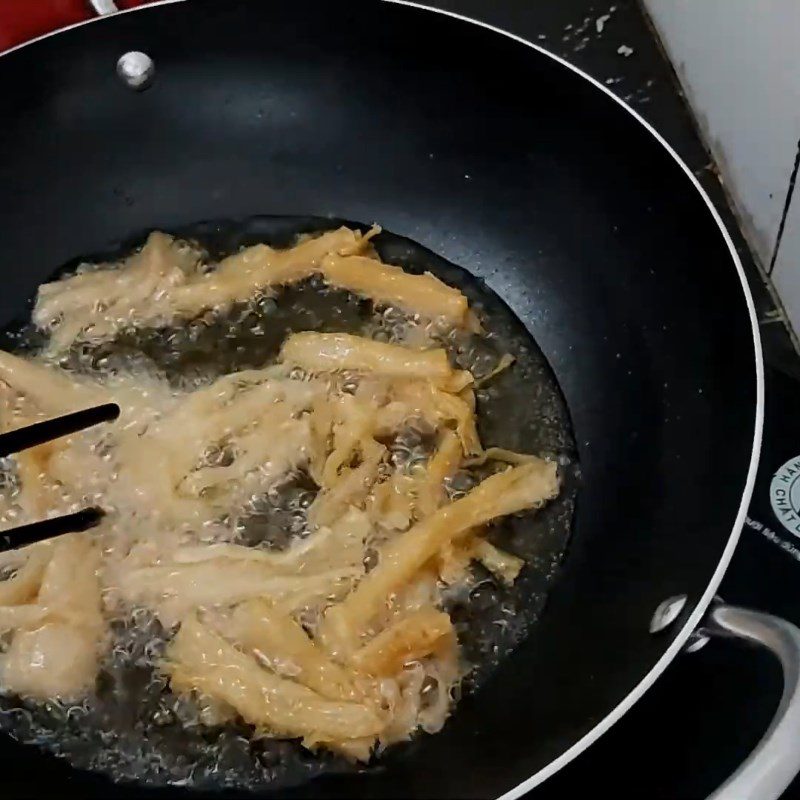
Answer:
[0, 1, 794, 798]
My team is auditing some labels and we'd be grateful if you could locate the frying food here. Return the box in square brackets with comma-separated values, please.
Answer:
[33, 227, 478, 355]
[0, 227, 561, 762]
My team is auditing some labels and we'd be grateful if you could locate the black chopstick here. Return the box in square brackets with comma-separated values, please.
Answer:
[0, 507, 105, 551]
[0, 403, 120, 458]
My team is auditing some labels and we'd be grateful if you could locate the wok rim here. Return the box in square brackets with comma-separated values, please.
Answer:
[0, 1, 765, 797]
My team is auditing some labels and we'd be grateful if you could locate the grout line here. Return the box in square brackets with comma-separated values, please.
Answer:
[759, 308, 786, 325]
[768, 138, 800, 276]
[638, 1, 800, 358]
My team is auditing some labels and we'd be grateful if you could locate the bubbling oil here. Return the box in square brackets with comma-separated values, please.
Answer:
[0, 221, 576, 790]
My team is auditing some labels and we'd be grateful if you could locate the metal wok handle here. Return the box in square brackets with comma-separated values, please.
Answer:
[87, 0, 119, 14]
[702, 604, 800, 800]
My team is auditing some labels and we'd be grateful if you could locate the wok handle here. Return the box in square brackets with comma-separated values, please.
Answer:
[703, 604, 800, 800]
[87, 0, 119, 15]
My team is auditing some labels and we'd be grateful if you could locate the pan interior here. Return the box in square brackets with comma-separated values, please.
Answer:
[0, 217, 576, 791]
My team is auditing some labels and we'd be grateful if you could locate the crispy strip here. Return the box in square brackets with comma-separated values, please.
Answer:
[37, 535, 105, 634]
[2, 622, 101, 699]
[416, 429, 462, 517]
[0, 350, 104, 414]
[163, 227, 363, 316]
[319, 460, 558, 655]
[38, 232, 205, 353]
[117, 561, 357, 628]
[367, 471, 417, 531]
[33, 226, 477, 354]
[14, 442, 61, 518]
[382, 381, 481, 455]
[436, 538, 475, 586]
[167, 615, 384, 743]
[229, 600, 363, 702]
[172, 507, 370, 577]
[350, 608, 454, 676]
[320, 254, 470, 327]
[280, 332, 467, 387]
[33, 229, 364, 349]
[464, 447, 541, 467]
[473, 353, 515, 388]
[0, 536, 106, 699]
[0, 546, 51, 606]
[321, 397, 377, 489]
[0, 604, 51, 632]
[0, 541, 53, 573]
[472, 539, 524, 585]
[34, 231, 197, 329]
[309, 441, 386, 528]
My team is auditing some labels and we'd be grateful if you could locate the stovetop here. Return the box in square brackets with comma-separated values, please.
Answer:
[421, 2, 800, 798]
[3, 2, 800, 798]
[538, 365, 800, 799]
[430, 1, 800, 793]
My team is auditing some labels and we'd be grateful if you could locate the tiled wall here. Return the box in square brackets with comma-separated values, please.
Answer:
[644, 0, 800, 332]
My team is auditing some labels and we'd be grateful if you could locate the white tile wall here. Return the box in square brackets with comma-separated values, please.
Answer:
[644, 0, 800, 327]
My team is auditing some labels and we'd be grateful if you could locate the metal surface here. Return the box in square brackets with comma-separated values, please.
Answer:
[683, 632, 711, 654]
[115, 50, 154, 90]
[704, 605, 800, 800]
[0, 1, 764, 797]
[650, 594, 689, 633]
[88, 0, 119, 15]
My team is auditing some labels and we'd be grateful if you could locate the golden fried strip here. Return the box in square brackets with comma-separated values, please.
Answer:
[0, 550, 51, 606]
[37, 535, 105, 634]
[172, 507, 370, 578]
[168, 615, 384, 743]
[464, 447, 542, 467]
[0, 357, 108, 519]
[229, 600, 363, 703]
[319, 460, 558, 655]
[1, 536, 106, 699]
[308, 440, 386, 528]
[162, 227, 363, 317]
[0, 604, 51, 633]
[35, 231, 202, 352]
[416, 428, 462, 516]
[280, 332, 467, 388]
[14, 442, 61, 518]
[320, 254, 470, 327]
[2, 623, 101, 699]
[473, 353, 515, 388]
[367, 470, 417, 531]
[0, 546, 50, 606]
[472, 539, 524, 585]
[117, 561, 357, 628]
[36, 226, 477, 349]
[33, 229, 365, 350]
[321, 397, 378, 489]
[382, 381, 481, 455]
[350, 608, 454, 676]
[135, 231, 474, 330]
[437, 538, 476, 586]
[0, 350, 104, 415]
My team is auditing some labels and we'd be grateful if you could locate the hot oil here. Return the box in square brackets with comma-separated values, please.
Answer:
[0, 221, 576, 790]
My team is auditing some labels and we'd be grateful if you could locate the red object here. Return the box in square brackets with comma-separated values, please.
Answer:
[0, 0, 155, 52]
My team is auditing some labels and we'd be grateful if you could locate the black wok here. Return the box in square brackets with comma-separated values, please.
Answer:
[0, 1, 789, 798]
